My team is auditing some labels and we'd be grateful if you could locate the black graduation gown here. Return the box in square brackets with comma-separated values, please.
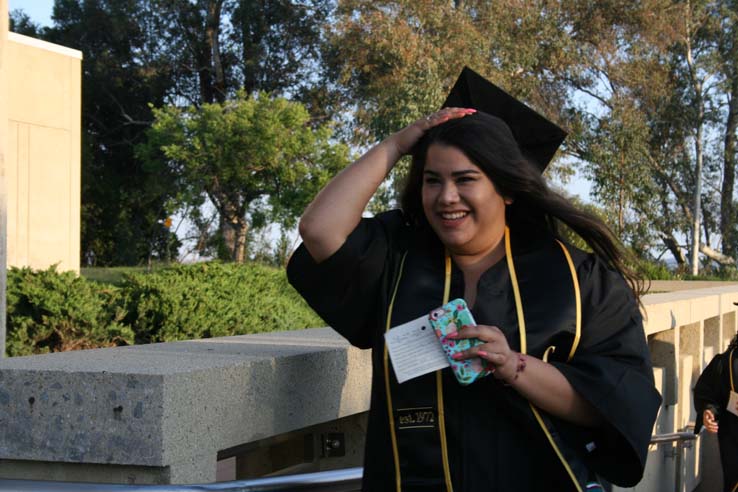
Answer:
[287, 210, 661, 491]
[694, 350, 738, 492]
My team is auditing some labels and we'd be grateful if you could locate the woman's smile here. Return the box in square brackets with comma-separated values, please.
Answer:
[438, 210, 470, 227]
[422, 144, 508, 257]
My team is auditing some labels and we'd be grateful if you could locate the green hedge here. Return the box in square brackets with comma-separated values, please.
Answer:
[6, 262, 323, 357]
[6, 266, 134, 357]
[120, 262, 322, 343]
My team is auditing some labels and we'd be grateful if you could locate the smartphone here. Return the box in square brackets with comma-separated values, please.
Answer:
[429, 298, 492, 385]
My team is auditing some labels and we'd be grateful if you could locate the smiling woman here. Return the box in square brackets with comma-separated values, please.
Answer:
[420, 144, 509, 307]
[287, 67, 661, 492]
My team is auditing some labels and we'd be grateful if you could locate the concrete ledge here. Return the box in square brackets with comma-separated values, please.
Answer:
[642, 284, 738, 336]
[0, 329, 371, 483]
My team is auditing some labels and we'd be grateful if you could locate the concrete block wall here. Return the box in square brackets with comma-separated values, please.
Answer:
[0, 283, 737, 489]
[634, 284, 738, 492]
[0, 329, 372, 484]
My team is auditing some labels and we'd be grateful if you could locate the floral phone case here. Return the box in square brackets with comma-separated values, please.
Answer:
[429, 298, 493, 386]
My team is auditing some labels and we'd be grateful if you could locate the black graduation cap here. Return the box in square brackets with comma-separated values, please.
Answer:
[442, 66, 567, 172]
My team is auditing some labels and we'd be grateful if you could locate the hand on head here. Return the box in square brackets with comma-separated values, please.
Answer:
[389, 107, 476, 157]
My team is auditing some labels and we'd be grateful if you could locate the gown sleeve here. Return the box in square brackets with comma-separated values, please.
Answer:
[286, 211, 404, 349]
[549, 253, 662, 487]
[693, 354, 726, 433]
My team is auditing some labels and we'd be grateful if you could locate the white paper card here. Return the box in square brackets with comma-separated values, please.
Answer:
[384, 314, 450, 384]
[728, 390, 738, 417]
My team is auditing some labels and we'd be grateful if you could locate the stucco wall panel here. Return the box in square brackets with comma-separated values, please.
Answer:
[6, 37, 74, 129]
[28, 125, 73, 270]
[3, 33, 81, 272]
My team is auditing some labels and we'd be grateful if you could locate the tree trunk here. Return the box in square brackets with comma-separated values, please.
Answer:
[722, 77, 738, 258]
[618, 153, 625, 235]
[219, 214, 237, 259]
[206, 0, 225, 103]
[239, 1, 266, 95]
[685, 0, 703, 275]
[662, 234, 686, 266]
[233, 219, 248, 264]
[207, 177, 249, 262]
[700, 244, 736, 265]
[691, 112, 704, 275]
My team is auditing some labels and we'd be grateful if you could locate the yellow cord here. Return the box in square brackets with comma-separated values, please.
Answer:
[505, 227, 583, 492]
[556, 241, 581, 362]
[437, 254, 454, 492]
[384, 252, 408, 492]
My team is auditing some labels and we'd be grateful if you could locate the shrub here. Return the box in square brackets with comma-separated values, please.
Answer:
[120, 262, 323, 343]
[6, 266, 133, 357]
[636, 259, 675, 281]
[6, 262, 324, 356]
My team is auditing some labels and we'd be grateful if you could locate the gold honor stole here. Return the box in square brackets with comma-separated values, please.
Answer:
[382, 226, 583, 492]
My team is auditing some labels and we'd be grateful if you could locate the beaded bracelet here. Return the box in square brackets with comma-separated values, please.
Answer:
[502, 354, 526, 386]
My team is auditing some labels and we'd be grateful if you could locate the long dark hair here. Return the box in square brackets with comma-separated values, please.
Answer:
[400, 111, 644, 301]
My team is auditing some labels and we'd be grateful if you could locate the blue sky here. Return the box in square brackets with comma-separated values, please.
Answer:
[9, 0, 54, 26]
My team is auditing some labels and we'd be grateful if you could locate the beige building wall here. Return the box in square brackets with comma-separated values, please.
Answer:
[1, 0, 8, 355]
[3, 31, 81, 273]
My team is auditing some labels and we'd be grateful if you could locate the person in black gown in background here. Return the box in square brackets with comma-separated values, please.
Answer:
[287, 68, 661, 491]
[694, 332, 738, 492]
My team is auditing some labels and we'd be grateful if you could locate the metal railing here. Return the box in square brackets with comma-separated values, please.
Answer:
[649, 430, 699, 492]
[0, 431, 701, 492]
[0, 467, 362, 492]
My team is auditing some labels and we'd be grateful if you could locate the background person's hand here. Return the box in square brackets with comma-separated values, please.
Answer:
[703, 409, 719, 433]
[388, 107, 476, 156]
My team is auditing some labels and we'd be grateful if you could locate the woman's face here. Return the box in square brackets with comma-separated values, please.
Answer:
[421, 144, 509, 256]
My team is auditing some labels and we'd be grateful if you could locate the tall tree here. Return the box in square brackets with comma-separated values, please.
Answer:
[678, 0, 721, 274]
[232, 0, 331, 96]
[140, 93, 349, 262]
[147, 0, 334, 253]
[559, 1, 690, 262]
[18, 0, 337, 264]
[325, 0, 575, 143]
[718, 1, 738, 258]
[29, 0, 180, 265]
[558, 0, 738, 272]
[323, 0, 579, 214]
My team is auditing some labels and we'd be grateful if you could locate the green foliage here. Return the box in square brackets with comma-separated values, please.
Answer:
[9, 9, 42, 36]
[7, 262, 324, 356]
[635, 260, 675, 281]
[140, 92, 349, 262]
[120, 262, 323, 343]
[6, 266, 133, 357]
[81, 265, 166, 286]
[326, 1, 574, 145]
[36, 0, 180, 266]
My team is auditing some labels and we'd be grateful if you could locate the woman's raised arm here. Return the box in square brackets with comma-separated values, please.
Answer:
[298, 107, 475, 262]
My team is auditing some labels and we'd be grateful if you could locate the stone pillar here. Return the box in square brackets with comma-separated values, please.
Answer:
[0, 0, 9, 357]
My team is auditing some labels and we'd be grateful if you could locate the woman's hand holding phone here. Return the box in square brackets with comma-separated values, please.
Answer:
[429, 299, 493, 385]
[449, 323, 520, 384]
[430, 298, 520, 385]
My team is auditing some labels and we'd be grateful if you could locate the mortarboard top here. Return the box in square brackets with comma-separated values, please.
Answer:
[442, 66, 567, 173]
